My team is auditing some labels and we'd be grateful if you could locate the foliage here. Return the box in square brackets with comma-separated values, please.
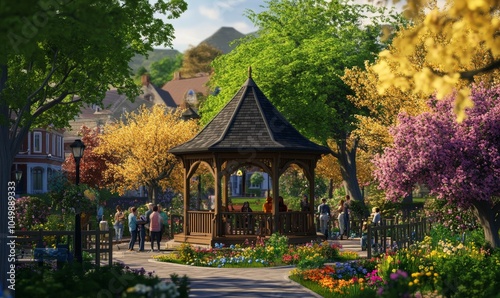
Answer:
[201, 0, 401, 202]
[16, 262, 189, 298]
[149, 54, 183, 86]
[373, 0, 500, 121]
[96, 105, 199, 203]
[62, 126, 116, 188]
[179, 42, 222, 78]
[292, 227, 500, 298]
[15, 196, 51, 230]
[374, 83, 500, 247]
[279, 167, 310, 198]
[250, 172, 264, 187]
[424, 198, 480, 235]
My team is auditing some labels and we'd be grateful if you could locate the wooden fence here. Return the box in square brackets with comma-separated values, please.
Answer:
[15, 229, 113, 267]
[366, 217, 431, 258]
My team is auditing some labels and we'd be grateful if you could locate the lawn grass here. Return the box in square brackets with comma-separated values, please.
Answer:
[229, 197, 265, 211]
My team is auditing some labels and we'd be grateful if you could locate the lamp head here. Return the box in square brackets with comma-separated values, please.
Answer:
[70, 139, 86, 159]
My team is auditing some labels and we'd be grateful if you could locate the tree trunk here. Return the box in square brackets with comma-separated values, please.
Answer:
[472, 200, 500, 249]
[336, 140, 363, 203]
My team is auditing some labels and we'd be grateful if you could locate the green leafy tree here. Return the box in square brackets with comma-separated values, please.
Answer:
[149, 54, 183, 86]
[201, 0, 399, 203]
[0, 0, 187, 290]
[179, 42, 222, 77]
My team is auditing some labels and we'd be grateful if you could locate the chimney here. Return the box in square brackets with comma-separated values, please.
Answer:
[173, 72, 182, 80]
[141, 74, 150, 86]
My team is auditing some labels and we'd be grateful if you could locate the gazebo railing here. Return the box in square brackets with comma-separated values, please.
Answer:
[187, 211, 214, 235]
[185, 211, 315, 237]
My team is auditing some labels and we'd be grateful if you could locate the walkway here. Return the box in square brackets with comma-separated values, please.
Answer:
[113, 238, 365, 298]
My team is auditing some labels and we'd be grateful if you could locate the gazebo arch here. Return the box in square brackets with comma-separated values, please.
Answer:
[170, 69, 331, 246]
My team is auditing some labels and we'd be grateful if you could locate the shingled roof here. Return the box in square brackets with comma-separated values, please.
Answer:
[170, 72, 330, 155]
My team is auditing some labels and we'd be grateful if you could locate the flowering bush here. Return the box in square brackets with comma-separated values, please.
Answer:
[424, 198, 479, 234]
[17, 262, 189, 298]
[15, 196, 51, 230]
[155, 234, 347, 269]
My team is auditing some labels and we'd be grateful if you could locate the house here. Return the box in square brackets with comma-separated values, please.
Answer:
[161, 72, 210, 108]
[12, 128, 65, 195]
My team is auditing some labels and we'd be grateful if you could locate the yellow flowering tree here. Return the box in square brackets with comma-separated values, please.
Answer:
[373, 0, 500, 121]
[96, 105, 199, 204]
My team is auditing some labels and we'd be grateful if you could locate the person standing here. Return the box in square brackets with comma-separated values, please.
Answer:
[263, 197, 273, 213]
[97, 201, 105, 223]
[343, 195, 351, 239]
[127, 207, 138, 251]
[372, 207, 381, 226]
[113, 205, 125, 243]
[337, 199, 345, 240]
[149, 206, 162, 252]
[137, 213, 147, 252]
[157, 204, 169, 239]
[317, 198, 331, 239]
[144, 203, 154, 241]
[300, 194, 309, 212]
[278, 196, 288, 212]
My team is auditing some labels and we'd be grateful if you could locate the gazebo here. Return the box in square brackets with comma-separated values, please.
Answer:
[169, 69, 331, 246]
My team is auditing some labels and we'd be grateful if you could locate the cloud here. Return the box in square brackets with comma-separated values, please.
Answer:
[199, 5, 220, 20]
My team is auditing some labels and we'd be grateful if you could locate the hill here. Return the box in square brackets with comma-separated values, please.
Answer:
[200, 27, 246, 54]
[129, 49, 180, 74]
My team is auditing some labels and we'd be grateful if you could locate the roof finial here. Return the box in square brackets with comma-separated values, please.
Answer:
[248, 66, 252, 78]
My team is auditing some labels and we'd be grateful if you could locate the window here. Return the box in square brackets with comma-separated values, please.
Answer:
[56, 136, 62, 157]
[47, 168, 54, 191]
[32, 167, 43, 193]
[33, 131, 42, 153]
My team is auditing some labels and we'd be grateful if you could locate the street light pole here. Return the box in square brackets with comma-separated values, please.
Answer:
[70, 139, 86, 263]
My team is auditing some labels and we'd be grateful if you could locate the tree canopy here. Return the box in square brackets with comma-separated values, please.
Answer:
[179, 42, 222, 78]
[200, 0, 399, 201]
[373, 0, 500, 121]
[62, 126, 116, 189]
[149, 54, 183, 86]
[0, 0, 187, 289]
[373, 83, 500, 248]
[95, 105, 198, 204]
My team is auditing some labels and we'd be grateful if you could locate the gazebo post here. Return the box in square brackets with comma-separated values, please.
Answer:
[183, 169, 190, 236]
[272, 158, 280, 234]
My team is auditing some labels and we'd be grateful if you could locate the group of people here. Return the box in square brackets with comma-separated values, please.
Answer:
[125, 203, 169, 252]
[317, 195, 382, 240]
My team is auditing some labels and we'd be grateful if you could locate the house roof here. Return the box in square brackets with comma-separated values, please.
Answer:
[170, 72, 331, 155]
[65, 84, 176, 143]
[161, 74, 210, 106]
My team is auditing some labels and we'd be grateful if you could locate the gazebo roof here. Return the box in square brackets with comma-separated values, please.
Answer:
[170, 72, 330, 155]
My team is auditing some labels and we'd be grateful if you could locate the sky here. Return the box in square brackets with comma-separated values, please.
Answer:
[162, 0, 267, 53]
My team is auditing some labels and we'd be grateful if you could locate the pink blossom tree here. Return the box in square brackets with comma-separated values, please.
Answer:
[374, 84, 500, 248]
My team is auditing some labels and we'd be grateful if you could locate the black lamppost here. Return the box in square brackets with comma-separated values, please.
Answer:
[15, 170, 22, 195]
[70, 139, 85, 263]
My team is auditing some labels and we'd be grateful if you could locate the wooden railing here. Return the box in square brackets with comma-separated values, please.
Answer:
[15, 229, 113, 266]
[186, 211, 214, 235]
[366, 217, 431, 258]
[183, 211, 315, 237]
[221, 211, 313, 236]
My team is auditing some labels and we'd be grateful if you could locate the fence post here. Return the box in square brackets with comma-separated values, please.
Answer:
[108, 230, 113, 266]
[96, 230, 100, 267]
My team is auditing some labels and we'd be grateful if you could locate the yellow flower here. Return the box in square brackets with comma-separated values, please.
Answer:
[409, 282, 414, 287]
